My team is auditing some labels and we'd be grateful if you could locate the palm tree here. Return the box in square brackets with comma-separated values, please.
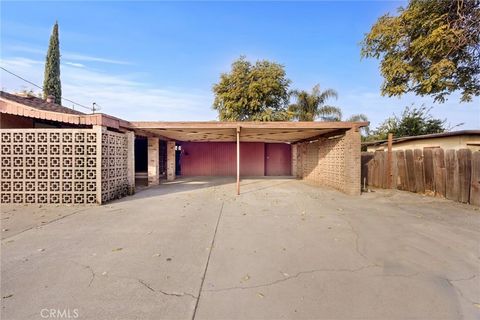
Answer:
[346, 113, 370, 136]
[288, 84, 341, 121]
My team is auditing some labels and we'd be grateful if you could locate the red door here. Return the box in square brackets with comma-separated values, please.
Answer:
[265, 143, 291, 176]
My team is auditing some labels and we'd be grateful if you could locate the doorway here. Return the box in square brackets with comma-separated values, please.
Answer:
[265, 143, 291, 176]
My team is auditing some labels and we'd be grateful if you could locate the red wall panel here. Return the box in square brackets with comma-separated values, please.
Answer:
[180, 142, 265, 176]
[265, 143, 292, 176]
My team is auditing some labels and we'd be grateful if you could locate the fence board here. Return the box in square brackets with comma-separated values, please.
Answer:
[458, 149, 472, 203]
[445, 150, 459, 202]
[361, 153, 374, 187]
[396, 150, 407, 190]
[378, 151, 386, 189]
[392, 151, 398, 190]
[405, 149, 416, 192]
[413, 149, 425, 194]
[433, 148, 446, 198]
[367, 161, 373, 188]
[470, 151, 480, 206]
[423, 148, 434, 193]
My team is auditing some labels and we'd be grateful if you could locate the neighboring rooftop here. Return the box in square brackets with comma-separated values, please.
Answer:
[363, 130, 480, 148]
[0, 91, 85, 115]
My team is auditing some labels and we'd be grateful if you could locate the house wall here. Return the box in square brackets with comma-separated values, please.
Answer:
[367, 135, 480, 152]
[180, 142, 266, 176]
[0, 127, 134, 204]
[295, 128, 361, 195]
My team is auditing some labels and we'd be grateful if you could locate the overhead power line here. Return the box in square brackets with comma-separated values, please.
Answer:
[0, 66, 95, 112]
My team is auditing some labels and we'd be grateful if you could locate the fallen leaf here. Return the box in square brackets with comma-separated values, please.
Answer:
[166, 258, 172, 262]
[112, 248, 123, 252]
[257, 292, 264, 298]
[2, 294, 13, 299]
[37, 248, 45, 252]
[242, 274, 250, 281]
[153, 253, 161, 257]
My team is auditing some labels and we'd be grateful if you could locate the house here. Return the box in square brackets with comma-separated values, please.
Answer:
[0, 91, 368, 204]
[363, 131, 480, 153]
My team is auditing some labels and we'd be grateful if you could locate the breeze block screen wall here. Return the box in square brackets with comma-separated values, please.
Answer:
[295, 128, 361, 195]
[0, 127, 134, 205]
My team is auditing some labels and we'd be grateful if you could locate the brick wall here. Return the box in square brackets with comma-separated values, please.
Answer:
[295, 128, 361, 195]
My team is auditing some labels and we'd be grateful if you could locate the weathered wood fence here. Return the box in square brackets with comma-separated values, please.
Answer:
[362, 148, 480, 206]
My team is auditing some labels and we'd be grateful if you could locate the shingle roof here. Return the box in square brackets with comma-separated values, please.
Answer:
[362, 130, 480, 147]
[0, 91, 85, 115]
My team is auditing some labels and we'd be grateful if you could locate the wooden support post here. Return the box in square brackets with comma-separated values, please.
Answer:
[236, 126, 240, 195]
[387, 133, 393, 189]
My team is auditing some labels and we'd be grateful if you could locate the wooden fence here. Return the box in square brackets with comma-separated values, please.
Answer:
[362, 148, 480, 206]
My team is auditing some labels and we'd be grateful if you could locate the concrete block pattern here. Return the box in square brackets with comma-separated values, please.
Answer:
[167, 141, 175, 181]
[294, 128, 361, 195]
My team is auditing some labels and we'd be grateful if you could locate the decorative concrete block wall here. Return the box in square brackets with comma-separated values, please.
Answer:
[295, 128, 361, 195]
[0, 127, 134, 204]
[100, 128, 134, 203]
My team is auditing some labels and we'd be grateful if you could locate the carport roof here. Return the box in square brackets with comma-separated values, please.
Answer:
[130, 121, 369, 143]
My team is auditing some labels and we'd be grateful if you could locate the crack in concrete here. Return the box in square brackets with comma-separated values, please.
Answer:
[444, 276, 480, 306]
[449, 274, 477, 282]
[138, 279, 155, 292]
[71, 261, 96, 287]
[205, 264, 379, 292]
[137, 278, 197, 299]
[191, 201, 225, 320]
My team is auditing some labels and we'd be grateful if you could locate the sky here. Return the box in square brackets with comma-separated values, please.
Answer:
[1, 1, 478, 130]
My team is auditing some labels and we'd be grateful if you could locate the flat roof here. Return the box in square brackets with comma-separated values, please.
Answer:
[130, 121, 369, 143]
[0, 90, 369, 143]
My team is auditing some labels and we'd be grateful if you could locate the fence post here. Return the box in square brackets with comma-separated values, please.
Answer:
[387, 133, 393, 188]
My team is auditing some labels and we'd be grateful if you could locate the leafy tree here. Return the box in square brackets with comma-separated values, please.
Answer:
[212, 56, 291, 121]
[43, 22, 62, 103]
[367, 105, 456, 140]
[361, 0, 480, 103]
[288, 84, 341, 121]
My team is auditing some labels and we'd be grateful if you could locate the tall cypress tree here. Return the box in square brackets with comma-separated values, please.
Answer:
[43, 22, 61, 103]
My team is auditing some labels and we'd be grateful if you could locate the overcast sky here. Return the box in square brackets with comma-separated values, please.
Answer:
[1, 1, 478, 129]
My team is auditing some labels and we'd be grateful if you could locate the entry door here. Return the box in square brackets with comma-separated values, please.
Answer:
[265, 143, 291, 176]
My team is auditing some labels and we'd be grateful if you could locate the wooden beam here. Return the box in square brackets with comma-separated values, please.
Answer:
[130, 121, 370, 130]
[236, 126, 240, 195]
[292, 129, 346, 144]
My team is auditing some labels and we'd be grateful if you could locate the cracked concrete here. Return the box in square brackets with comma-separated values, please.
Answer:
[1, 177, 479, 319]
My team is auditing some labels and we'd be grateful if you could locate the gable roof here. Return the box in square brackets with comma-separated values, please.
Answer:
[0, 91, 85, 115]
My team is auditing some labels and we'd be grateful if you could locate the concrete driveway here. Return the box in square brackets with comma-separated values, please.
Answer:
[1, 178, 479, 319]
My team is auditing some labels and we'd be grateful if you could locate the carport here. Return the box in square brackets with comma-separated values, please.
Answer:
[129, 121, 367, 195]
